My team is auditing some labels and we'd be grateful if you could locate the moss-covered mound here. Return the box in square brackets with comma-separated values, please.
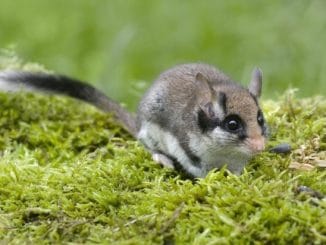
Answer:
[0, 81, 325, 243]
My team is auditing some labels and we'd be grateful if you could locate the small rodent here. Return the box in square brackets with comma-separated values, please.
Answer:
[0, 63, 268, 177]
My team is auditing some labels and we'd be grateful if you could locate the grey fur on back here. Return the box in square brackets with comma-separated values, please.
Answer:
[137, 63, 232, 134]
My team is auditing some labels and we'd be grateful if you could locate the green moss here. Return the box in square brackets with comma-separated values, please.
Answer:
[0, 66, 325, 244]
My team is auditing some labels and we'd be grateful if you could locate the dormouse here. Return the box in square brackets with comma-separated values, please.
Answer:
[0, 63, 267, 177]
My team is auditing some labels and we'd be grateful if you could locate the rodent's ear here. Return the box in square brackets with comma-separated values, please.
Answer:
[200, 102, 215, 120]
[195, 72, 216, 120]
[248, 67, 263, 98]
[195, 72, 213, 103]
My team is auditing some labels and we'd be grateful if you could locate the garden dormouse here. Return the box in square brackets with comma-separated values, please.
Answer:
[0, 63, 267, 177]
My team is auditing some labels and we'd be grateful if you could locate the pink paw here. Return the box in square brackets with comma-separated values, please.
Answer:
[152, 153, 175, 169]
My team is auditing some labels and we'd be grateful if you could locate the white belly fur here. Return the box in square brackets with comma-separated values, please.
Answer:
[188, 131, 251, 175]
[137, 121, 204, 177]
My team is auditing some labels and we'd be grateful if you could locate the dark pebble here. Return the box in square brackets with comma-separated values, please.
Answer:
[269, 143, 292, 154]
[296, 185, 324, 199]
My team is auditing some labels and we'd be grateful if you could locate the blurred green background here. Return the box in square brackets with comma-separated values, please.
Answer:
[0, 0, 325, 111]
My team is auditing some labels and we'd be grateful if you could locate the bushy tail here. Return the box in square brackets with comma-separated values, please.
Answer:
[0, 71, 137, 137]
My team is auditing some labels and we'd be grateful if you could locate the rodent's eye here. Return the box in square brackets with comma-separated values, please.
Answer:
[223, 115, 243, 133]
[257, 110, 264, 126]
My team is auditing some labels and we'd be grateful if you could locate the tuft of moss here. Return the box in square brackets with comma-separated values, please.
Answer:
[0, 67, 325, 244]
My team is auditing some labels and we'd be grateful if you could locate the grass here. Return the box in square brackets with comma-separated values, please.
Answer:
[0, 59, 325, 243]
[1, 0, 326, 111]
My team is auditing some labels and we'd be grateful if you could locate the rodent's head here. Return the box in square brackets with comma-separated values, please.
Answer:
[195, 68, 268, 158]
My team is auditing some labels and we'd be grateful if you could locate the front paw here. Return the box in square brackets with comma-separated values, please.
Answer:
[152, 153, 175, 169]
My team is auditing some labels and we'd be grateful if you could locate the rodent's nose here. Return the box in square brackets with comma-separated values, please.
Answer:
[247, 137, 265, 153]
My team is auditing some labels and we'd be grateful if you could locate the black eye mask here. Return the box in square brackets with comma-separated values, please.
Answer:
[197, 108, 221, 132]
[255, 109, 268, 137]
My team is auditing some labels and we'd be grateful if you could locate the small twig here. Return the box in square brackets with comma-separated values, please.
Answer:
[286, 91, 297, 120]
[112, 213, 157, 232]
[159, 202, 185, 235]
